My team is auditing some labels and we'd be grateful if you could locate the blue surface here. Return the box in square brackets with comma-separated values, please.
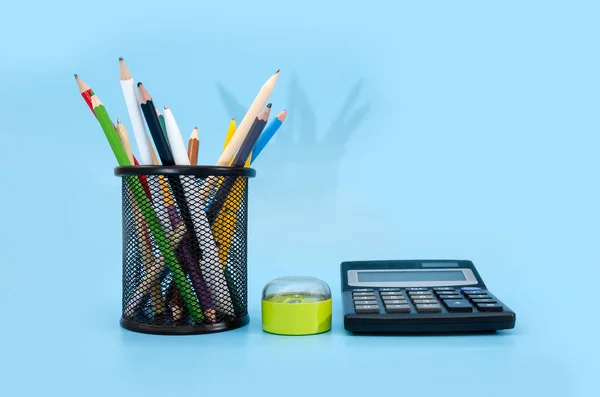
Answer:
[0, 1, 598, 396]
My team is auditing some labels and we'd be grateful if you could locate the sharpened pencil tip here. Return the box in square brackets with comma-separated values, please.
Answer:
[117, 118, 121, 124]
[119, 57, 123, 61]
[164, 104, 168, 110]
[275, 69, 280, 74]
[266, 103, 272, 108]
[137, 82, 142, 87]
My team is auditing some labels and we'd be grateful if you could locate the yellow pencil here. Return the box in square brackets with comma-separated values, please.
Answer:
[223, 118, 236, 151]
[213, 116, 250, 268]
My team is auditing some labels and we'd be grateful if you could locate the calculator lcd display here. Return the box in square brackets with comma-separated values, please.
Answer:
[357, 270, 467, 282]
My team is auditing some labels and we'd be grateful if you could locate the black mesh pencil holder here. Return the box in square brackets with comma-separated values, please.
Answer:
[114, 165, 256, 335]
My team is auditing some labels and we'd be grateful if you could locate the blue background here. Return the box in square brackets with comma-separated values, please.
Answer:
[0, 0, 598, 396]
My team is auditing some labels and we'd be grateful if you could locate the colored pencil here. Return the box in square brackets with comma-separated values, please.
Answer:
[232, 104, 271, 166]
[86, 89, 204, 321]
[116, 119, 134, 164]
[188, 127, 199, 165]
[156, 107, 170, 148]
[75, 74, 153, 199]
[207, 104, 271, 224]
[138, 84, 172, 161]
[116, 120, 165, 317]
[219, 70, 280, 166]
[196, 70, 280, 207]
[163, 104, 234, 317]
[124, 222, 186, 318]
[223, 118, 236, 151]
[75, 74, 94, 114]
[251, 110, 288, 162]
[119, 57, 155, 165]
[212, 109, 287, 268]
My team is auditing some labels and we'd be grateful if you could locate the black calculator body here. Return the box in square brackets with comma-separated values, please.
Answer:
[341, 260, 516, 334]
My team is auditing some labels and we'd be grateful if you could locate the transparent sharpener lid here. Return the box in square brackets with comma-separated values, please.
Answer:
[262, 276, 331, 304]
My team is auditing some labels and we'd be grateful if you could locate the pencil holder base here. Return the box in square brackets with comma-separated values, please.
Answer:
[120, 315, 250, 335]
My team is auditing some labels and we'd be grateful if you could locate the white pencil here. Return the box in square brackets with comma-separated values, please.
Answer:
[163, 104, 235, 317]
[162, 105, 190, 165]
[219, 69, 280, 166]
[119, 57, 154, 165]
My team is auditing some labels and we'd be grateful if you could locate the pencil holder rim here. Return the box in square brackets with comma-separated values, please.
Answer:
[114, 165, 256, 178]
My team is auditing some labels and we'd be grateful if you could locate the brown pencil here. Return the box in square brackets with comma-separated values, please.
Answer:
[187, 126, 199, 165]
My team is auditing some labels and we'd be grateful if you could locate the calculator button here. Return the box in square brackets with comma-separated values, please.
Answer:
[406, 288, 429, 291]
[411, 299, 438, 304]
[467, 294, 489, 299]
[464, 290, 488, 296]
[435, 291, 458, 295]
[439, 294, 462, 299]
[472, 298, 497, 304]
[461, 287, 482, 291]
[384, 300, 406, 305]
[434, 287, 456, 291]
[379, 288, 401, 291]
[408, 291, 432, 295]
[410, 294, 434, 300]
[352, 292, 375, 297]
[380, 291, 404, 296]
[353, 295, 374, 301]
[356, 300, 378, 305]
[355, 305, 380, 314]
[352, 289, 373, 292]
[381, 295, 404, 299]
[476, 303, 503, 312]
[385, 305, 411, 313]
[416, 304, 442, 313]
[443, 300, 473, 312]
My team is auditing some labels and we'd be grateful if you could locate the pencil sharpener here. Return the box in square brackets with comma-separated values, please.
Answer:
[261, 276, 332, 335]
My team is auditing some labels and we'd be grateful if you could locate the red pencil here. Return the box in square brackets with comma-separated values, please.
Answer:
[74, 73, 152, 199]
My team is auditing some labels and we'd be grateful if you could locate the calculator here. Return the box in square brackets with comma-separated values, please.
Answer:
[341, 259, 516, 334]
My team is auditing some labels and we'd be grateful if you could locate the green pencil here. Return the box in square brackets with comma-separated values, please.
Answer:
[90, 91, 204, 321]
[156, 107, 170, 148]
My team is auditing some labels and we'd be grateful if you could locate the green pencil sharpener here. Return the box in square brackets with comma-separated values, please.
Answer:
[261, 276, 332, 335]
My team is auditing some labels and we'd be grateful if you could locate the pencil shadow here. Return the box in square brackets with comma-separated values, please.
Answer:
[217, 74, 371, 253]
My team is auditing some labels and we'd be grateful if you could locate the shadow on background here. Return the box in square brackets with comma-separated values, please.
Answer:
[217, 74, 371, 243]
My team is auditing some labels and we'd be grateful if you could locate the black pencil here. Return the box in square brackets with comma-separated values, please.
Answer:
[207, 104, 271, 224]
[138, 83, 204, 264]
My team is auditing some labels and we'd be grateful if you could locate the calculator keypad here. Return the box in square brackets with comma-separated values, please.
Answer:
[351, 287, 504, 314]
[352, 290, 380, 314]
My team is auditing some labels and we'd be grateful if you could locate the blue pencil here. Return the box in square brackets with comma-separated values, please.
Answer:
[250, 109, 288, 163]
